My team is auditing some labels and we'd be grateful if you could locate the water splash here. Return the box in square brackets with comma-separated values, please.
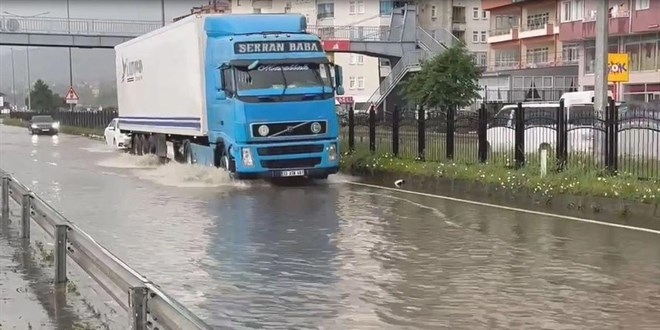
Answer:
[96, 153, 162, 169]
[134, 161, 255, 188]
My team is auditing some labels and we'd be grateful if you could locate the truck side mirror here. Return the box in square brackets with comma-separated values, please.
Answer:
[334, 65, 344, 95]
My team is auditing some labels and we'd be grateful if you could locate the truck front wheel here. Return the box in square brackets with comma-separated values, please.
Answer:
[219, 150, 237, 180]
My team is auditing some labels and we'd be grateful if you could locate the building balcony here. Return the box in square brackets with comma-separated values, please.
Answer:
[486, 53, 580, 73]
[561, 11, 631, 41]
[452, 22, 467, 31]
[488, 27, 519, 43]
[519, 21, 558, 39]
[582, 10, 630, 38]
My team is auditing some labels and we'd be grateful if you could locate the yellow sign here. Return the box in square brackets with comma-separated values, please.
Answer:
[607, 53, 629, 82]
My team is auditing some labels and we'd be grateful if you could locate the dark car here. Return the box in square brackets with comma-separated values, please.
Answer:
[27, 115, 60, 135]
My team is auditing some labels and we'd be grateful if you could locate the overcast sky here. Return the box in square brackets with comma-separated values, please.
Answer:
[0, 0, 212, 103]
[0, 0, 206, 55]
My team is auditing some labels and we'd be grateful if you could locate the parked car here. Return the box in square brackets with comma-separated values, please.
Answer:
[27, 115, 59, 135]
[104, 118, 131, 150]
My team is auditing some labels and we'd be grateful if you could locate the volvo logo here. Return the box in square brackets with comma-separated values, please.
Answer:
[310, 122, 322, 134]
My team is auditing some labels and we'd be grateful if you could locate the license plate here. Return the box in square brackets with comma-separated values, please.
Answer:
[41, 129, 49, 132]
[279, 170, 305, 177]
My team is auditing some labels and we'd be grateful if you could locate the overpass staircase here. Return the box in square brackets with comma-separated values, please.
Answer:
[307, 4, 460, 112]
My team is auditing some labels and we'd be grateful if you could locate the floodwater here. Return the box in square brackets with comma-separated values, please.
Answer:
[1, 124, 659, 329]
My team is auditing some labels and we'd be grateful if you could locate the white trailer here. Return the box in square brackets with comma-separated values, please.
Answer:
[114, 15, 208, 137]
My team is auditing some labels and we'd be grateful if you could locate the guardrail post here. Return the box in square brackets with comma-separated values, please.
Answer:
[21, 193, 31, 239]
[1, 176, 9, 222]
[55, 224, 68, 284]
[129, 286, 148, 330]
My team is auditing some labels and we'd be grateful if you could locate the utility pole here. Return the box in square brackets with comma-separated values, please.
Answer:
[67, 0, 74, 112]
[10, 48, 17, 108]
[161, 0, 166, 26]
[593, 0, 609, 114]
[26, 47, 31, 111]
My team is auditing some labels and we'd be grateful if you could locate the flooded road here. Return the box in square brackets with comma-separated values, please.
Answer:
[1, 124, 659, 329]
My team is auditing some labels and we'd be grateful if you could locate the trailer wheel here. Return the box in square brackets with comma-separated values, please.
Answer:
[134, 135, 144, 156]
[140, 135, 150, 155]
[182, 140, 194, 165]
[147, 135, 157, 154]
[130, 136, 139, 155]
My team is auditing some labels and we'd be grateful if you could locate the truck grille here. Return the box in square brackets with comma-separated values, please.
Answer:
[251, 121, 327, 137]
[257, 144, 324, 156]
[261, 157, 322, 169]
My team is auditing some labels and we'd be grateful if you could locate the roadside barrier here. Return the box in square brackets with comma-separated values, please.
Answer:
[0, 168, 212, 330]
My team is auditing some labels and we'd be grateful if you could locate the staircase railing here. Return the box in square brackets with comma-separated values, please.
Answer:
[362, 50, 429, 110]
[415, 27, 445, 54]
[359, 25, 462, 111]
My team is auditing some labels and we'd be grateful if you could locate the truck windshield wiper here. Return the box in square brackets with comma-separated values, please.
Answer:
[280, 66, 288, 96]
[268, 120, 313, 138]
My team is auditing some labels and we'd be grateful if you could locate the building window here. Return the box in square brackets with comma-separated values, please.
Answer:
[561, 0, 584, 22]
[584, 40, 620, 73]
[527, 12, 550, 30]
[318, 27, 335, 39]
[473, 7, 479, 19]
[494, 49, 519, 69]
[562, 43, 580, 64]
[526, 47, 549, 65]
[357, 76, 365, 89]
[625, 34, 658, 71]
[480, 31, 487, 43]
[350, 54, 365, 65]
[349, 0, 365, 15]
[635, 0, 650, 10]
[317, 2, 335, 20]
[472, 52, 487, 66]
[452, 6, 466, 23]
[380, 1, 406, 16]
[472, 31, 479, 43]
[349, 76, 356, 89]
[350, 26, 364, 40]
[482, 10, 487, 19]
[431, 6, 437, 18]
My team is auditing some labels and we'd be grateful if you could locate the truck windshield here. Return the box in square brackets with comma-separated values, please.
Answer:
[234, 63, 332, 91]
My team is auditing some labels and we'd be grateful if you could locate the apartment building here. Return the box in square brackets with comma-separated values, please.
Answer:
[232, 0, 387, 105]
[417, 1, 491, 68]
[559, 0, 660, 102]
[230, 0, 492, 107]
[480, 0, 579, 103]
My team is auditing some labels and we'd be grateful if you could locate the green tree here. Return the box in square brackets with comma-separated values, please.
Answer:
[401, 44, 482, 111]
[25, 79, 64, 113]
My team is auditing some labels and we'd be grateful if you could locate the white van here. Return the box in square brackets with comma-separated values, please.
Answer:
[486, 97, 613, 156]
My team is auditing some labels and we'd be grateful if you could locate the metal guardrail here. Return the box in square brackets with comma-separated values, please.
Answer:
[0, 169, 212, 330]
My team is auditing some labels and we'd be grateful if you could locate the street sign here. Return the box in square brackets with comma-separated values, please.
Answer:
[322, 40, 350, 52]
[607, 53, 629, 83]
[65, 86, 79, 104]
[336, 96, 354, 105]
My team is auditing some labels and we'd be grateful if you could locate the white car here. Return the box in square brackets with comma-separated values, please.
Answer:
[104, 118, 131, 150]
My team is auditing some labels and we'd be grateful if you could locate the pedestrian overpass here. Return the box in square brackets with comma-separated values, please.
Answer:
[1, 5, 458, 112]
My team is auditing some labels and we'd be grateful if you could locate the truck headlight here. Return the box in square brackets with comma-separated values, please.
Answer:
[52, 122, 60, 129]
[242, 147, 254, 167]
[328, 143, 337, 161]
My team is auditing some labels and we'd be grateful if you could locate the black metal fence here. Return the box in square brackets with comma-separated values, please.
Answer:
[340, 100, 660, 180]
[10, 110, 117, 131]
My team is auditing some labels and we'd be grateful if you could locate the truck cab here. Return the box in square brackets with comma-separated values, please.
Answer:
[203, 15, 344, 180]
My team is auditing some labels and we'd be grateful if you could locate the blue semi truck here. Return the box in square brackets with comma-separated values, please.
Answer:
[114, 13, 345, 180]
